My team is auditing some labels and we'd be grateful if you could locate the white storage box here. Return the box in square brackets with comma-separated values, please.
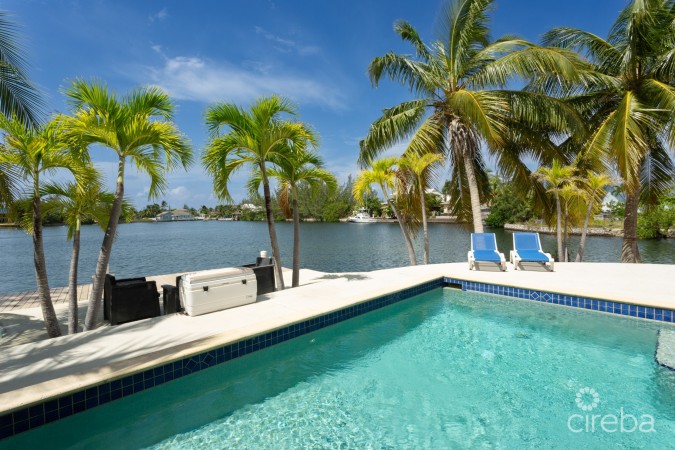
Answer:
[179, 267, 257, 316]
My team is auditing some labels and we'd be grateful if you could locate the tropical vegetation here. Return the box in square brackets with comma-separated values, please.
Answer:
[40, 181, 127, 333]
[252, 143, 337, 287]
[354, 157, 417, 265]
[541, 0, 675, 262]
[61, 80, 193, 331]
[0, 115, 89, 337]
[0, 12, 42, 209]
[0, 0, 673, 340]
[360, 0, 588, 235]
[398, 152, 444, 264]
[203, 95, 316, 290]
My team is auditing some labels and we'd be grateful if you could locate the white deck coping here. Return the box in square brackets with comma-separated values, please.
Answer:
[0, 262, 674, 414]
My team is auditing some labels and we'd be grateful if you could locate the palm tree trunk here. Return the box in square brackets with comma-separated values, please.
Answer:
[419, 179, 429, 264]
[382, 185, 416, 265]
[68, 219, 81, 334]
[261, 164, 285, 290]
[463, 154, 484, 233]
[555, 193, 563, 261]
[32, 176, 62, 338]
[576, 194, 595, 262]
[450, 120, 483, 233]
[621, 189, 641, 263]
[84, 157, 125, 330]
[291, 193, 300, 288]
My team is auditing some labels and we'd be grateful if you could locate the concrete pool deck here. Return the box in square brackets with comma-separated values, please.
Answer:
[1, 262, 674, 416]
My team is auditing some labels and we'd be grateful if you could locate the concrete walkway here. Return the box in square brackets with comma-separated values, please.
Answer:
[0, 262, 674, 415]
[0, 267, 327, 348]
[0, 272, 189, 313]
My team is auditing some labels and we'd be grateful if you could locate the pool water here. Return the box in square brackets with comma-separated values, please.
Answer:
[4, 288, 675, 449]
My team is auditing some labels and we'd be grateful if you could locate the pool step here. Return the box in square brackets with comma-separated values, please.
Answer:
[656, 329, 675, 371]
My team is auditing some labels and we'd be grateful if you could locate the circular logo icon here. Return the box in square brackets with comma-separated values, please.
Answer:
[575, 387, 600, 411]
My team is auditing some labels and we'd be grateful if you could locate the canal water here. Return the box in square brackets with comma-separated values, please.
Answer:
[0, 221, 673, 294]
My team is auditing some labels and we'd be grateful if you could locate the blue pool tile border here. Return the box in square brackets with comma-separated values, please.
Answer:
[443, 277, 675, 324]
[2, 277, 673, 441]
[0, 278, 443, 441]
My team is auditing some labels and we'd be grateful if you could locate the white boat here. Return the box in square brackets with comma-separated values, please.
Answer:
[218, 217, 234, 221]
[348, 210, 377, 223]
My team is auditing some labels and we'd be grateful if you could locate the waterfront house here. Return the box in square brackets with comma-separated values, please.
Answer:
[0, 207, 10, 224]
[154, 209, 195, 222]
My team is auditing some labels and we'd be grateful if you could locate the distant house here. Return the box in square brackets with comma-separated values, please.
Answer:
[240, 203, 262, 212]
[0, 207, 9, 224]
[154, 209, 195, 222]
[155, 211, 173, 222]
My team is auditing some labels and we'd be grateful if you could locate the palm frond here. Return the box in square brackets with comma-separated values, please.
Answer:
[442, 0, 492, 81]
[394, 20, 432, 62]
[368, 53, 435, 95]
[641, 79, 675, 147]
[0, 13, 43, 127]
[359, 99, 430, 166]
[448, 89, 507, 148]
[639, 136, 674, 206]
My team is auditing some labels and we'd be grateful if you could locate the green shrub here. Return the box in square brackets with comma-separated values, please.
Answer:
[485, 184, 532, 227]
[637, 204, 675, 239]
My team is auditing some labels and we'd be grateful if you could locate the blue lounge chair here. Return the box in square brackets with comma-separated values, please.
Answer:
[510, 232, 554, 271]
[468, 233, 506, 271]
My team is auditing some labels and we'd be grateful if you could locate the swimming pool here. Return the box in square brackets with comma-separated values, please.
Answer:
[3, 287, 675, 448]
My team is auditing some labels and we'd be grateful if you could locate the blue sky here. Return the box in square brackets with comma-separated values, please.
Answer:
[4, 0, 623, 208]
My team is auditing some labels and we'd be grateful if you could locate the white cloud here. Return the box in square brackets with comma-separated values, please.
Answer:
[142, 54, 345, 109]
[254, 26, 320, 56]
[169, 186, 187, 196]
[149, 8, 168, 23]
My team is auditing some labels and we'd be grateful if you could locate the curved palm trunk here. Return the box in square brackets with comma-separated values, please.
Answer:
[382, 185, 416, 265]
[261, 164, 285, 290]
[451, 121, 483, 233]
[621, 190, 641, 263]
[576, 193, 595, 262]
[555, 193, 563, 261]
[68, 219, 81, 334]
[32, 176, 62, 338]
[84, 157, 125, 330]
[291, 192, 300, 288]
[463, 154, 484, 234]
[419, 179, 429, 264]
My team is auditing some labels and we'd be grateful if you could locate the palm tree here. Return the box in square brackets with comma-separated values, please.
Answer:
[543, 0, 675, 263]
[533, 160, 576, 262]
[575, 172, 612, 262]
[360, 0, 588, 233]
[398, 152, 444, 264]
[62, 80, 192, 331]
[0, 115, 87, 337]
[558, 183, 585, 262]
[203, 96, 316, 291]
[354, 157, 417, 265]
[40, 181, 126, 333]
[252, 144, 337, 287]
[0, 12, 42, 127]
[0, 12, 44, 208]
